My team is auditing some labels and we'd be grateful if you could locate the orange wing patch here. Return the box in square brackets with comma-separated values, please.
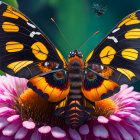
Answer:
[99, 46, 116, 65]
[55, 48, 67, 68]
[99, 66, 114, 79]
[3, 6, 28, 22]
[7, 61, 33, 73]
[125, 29, 140, 39]
[55, 97, 67, 110]
[31, 42, 48, 60]
[3, 10, 18, 19]
[82, 80, 119, 102]
[6, 41, 24, 52]
[118, 12, 140, 27]
[121, 48, 138, 60]
[85, 50, 94, 67]
[28, 75, 70, 102]
[117, 68, 136, 80]
[2, 22, 19, 32]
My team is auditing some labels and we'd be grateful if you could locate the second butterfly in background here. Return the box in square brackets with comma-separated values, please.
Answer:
[93, 2, 107, 16]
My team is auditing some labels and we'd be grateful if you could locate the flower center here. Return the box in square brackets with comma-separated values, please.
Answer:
[13, 89, 66, 128]
[13, 88, 118, 128]
[93, 98, 118, 118]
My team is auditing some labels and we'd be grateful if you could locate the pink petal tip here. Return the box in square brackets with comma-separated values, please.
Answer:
[97, 116, 109, 124]
[22, 121, 35, 130]
[79, 124, 89, 135]
[51, 127, 66, 138]
[69, 128, 81, 140]
[38, 126, 51, 134]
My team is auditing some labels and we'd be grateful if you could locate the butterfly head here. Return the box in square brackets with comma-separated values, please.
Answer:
[69, 50, 83, 58]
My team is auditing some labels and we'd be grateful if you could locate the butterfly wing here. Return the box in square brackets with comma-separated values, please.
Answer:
[0, 2, 69, 102]
[83, 10, 140, 101]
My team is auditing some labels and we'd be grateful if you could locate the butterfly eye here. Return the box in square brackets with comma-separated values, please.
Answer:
[55, 71, 66, 80]
[72, 52, 75, 55]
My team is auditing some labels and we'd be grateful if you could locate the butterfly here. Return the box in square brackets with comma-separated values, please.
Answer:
[0, 1, 140, 128]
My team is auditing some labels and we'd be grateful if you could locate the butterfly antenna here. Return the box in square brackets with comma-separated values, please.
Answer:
[78, 31, 99, 51]
[51, 18, 74, 50]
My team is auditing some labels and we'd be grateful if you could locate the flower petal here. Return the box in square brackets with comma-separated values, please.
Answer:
[114, 123, 133, 140]
[0, 107, 16, 115]
[0, 135, 13, 140]
[14, 127, 28, 140]
[97, 116, 109, 124]
[2, 121, 21, 136]
[93, 124, 109, 138]
[121, 99, 138, 104]
[124, 125, 140, 140]
[38, 126, 51, 134]
[79, 124, 89, 135]
[69, 128, 81, 140]
[122, 87, 134, 96]
[115, 111, 131, 117]
[51, 127, 66, 139]
[7, 115, 20, 122]
[108, 123, 122, 140]
[121, 107, 136, 111]
[0, 117, 9, 129]
[22, 121, 35, 130]
[130, 114, 140, 121]
[109, 115, 122, 122]
[127, 119, 140, 131]
[120, 84, 128, 91]
[30, 129, 42, 140]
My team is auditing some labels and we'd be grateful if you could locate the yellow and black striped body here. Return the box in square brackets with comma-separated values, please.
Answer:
[55, 56, 94, 128]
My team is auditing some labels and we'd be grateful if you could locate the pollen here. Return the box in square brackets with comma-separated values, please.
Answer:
[13, 89, 65, 127]
[93, 98, 118, 118]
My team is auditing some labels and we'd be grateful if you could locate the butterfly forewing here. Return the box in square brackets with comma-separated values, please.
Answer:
[0, 2, 67, 79]
[0, 2, 69, 102]
[84, 10, 140, 100]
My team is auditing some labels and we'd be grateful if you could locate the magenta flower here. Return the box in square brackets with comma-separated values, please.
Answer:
[0, 74, 140, 140]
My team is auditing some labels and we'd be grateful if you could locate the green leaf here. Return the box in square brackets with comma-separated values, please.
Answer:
[1, 0, 18, 8]
[0, 70, 5, 75]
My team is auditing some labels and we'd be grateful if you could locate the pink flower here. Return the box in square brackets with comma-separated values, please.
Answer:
[0, 74, 140, 140]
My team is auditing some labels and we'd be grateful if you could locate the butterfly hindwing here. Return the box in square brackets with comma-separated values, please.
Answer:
[83, 10, 140, 101]
[28, 74, 70, 102]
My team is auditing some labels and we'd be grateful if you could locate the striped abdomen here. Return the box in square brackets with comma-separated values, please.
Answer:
[65, 60, 92, 128]
[69, 60, 83, 100]
[55, 60, 94, 128]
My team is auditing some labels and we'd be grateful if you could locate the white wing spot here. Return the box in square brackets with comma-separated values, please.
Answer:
[100, 65, 104, 70]
[112, 28, 120, 33]
[0, 1, 2, 5]
[27, 22, 36, 28]
[30, 31, 41, 38]
[107, 36, 118, 43]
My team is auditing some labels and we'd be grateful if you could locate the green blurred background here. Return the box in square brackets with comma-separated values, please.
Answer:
[1, 0, 140, 91]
